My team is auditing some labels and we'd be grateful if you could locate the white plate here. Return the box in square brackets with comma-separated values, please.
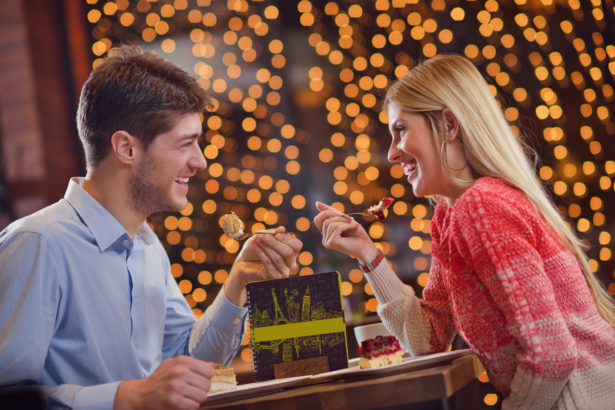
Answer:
[204, 374, 311, 405]
[310, 349, 473, 380]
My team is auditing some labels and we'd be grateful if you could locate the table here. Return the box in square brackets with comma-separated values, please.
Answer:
[201, 352, 484, 410]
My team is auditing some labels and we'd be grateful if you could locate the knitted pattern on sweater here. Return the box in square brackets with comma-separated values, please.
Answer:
[366, 177, 615, 410]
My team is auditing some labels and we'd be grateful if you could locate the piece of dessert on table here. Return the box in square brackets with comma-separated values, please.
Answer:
[357, 335, 403, 369]
[209, 363, 237, 393]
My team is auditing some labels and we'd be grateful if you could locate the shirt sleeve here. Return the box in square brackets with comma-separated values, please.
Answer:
[46, 382, 120, 410]
[452, 189, 576, 409]
[0, 230, 120, 409]
[188, 288, 248, 366]
[161, 263, 247, 366]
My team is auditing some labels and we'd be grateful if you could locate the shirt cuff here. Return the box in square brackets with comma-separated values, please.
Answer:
[73, 382, 120, 410]
[209, 285, 248, 329]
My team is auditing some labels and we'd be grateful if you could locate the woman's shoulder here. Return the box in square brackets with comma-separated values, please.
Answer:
[431, 177, 536, 243]
[433, 177, 522, 215]
[458, 177, 526, 206]
[465, 176, 519, 196]
[450, 177, 537, 224]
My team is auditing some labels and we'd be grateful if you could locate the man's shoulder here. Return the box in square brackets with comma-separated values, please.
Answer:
[2, 199, 78, 240]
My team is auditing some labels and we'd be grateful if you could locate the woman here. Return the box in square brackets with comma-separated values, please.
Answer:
[313, 55, 615, 409]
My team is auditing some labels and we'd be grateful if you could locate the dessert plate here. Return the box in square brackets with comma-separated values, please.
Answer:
[204, 374, 311, 405]
[310, 348, 473, 380]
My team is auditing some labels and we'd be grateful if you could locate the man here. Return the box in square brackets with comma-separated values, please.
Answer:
[0, 45, 302, 409]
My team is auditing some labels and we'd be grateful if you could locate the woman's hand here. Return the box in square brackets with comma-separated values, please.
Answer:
[313, 201, 380, 264]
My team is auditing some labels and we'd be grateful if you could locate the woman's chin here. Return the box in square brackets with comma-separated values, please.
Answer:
[409, 181, 424, 198]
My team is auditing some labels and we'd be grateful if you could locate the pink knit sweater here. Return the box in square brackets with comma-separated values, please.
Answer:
[366, 177, 615, 409]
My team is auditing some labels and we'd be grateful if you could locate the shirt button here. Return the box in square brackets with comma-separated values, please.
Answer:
[233, 319, 241, 325]
[123, 240, 130, 247]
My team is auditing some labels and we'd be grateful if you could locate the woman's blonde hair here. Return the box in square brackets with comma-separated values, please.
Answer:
[384, 54, 615, 327]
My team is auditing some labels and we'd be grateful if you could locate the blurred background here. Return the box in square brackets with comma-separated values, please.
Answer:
[1, 0, 613, 407]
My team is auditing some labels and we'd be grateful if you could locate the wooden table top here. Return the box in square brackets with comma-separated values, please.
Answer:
[201, 352, 484, 410]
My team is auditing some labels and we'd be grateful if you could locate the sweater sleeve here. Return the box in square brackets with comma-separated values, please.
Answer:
[452, 188, 577, 409]
[364, 252, 458, 355]
[364, 202, 457, 356]
[365, 259, 433, 356]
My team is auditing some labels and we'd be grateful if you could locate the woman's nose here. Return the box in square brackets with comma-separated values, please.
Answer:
[387, 143, 400, 163]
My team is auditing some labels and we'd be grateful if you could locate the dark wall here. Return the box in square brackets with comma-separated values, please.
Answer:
[0, 0, 90, 227]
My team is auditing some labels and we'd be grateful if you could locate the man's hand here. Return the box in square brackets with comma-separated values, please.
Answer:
[114, 356, 215, 410]
[224, 226, 303, 306]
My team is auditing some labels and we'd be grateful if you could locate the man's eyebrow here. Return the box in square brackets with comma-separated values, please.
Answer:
[179, 133, 204, 144]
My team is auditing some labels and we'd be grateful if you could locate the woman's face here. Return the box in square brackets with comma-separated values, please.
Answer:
[386, 103, 450, 199]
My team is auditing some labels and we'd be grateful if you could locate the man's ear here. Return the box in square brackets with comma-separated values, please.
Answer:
[110, 130, 139, 165]
[442, 108, 461, 142]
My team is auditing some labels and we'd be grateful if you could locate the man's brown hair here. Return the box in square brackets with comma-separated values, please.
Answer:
[76, 45, 211, 170]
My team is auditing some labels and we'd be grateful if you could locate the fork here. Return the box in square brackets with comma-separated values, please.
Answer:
[234, 231, 277, 241]
[233, 231, 298, 241]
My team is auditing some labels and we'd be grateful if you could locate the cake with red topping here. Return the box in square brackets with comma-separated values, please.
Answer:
[209, 364, 237, 393]
[365, 197, 394, 221]
[357, 335, 403, 369]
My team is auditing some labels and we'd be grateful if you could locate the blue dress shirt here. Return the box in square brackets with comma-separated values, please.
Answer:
[0, 178, 248, 409]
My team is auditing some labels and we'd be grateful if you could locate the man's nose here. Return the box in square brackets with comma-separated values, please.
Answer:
[190, 145, 207, 171]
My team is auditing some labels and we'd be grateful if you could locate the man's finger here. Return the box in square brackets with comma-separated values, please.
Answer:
[175, 356, 215, 379]
[255, 234, 296, 266]
[251, 241, 285, 278]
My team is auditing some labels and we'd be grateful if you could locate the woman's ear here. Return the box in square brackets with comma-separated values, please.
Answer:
[110, 130, 138, 165]
[442, 108, 460, 142]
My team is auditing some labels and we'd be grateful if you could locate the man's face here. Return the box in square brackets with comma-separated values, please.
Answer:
[128, 112, 206, 215]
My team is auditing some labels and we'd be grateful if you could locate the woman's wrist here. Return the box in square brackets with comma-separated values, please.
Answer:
[358, 246, 381, 266]
[357, 247, 384, 274]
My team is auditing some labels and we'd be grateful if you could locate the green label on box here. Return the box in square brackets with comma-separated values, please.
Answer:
[252, 317, 345, 342]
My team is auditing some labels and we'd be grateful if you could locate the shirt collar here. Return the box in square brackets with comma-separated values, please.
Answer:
[64, 177, 158, 251]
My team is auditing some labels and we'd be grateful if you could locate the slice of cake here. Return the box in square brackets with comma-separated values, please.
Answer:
[357, 335, 403, 369]
[209, 364, 237, 393]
